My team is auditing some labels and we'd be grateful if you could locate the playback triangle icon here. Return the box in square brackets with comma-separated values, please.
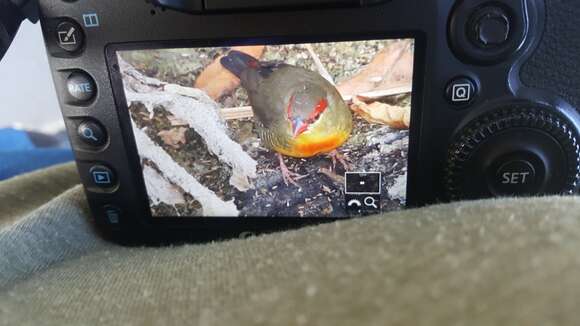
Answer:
[89, 165, 115, 187]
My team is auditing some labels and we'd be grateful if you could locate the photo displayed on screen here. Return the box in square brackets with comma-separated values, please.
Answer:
[117, 38, 414, 217]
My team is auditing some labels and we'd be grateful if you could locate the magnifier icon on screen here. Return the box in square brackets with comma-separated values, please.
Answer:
[364, 196, 378, 209]
[81, 126, 98, 142]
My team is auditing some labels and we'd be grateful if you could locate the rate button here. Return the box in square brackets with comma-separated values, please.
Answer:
[66, 71, 96, 104]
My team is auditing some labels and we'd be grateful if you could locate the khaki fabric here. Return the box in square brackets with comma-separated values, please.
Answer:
[1, 163, 580, 325]
[0, 163, 80, 227]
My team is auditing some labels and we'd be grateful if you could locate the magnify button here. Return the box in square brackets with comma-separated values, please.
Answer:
[364, 196, 378, 209]
[82, 126, 98, 141]
[77, 120, 107, 147]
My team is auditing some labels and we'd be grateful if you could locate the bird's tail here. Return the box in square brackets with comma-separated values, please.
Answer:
[220, 50, 260, 78]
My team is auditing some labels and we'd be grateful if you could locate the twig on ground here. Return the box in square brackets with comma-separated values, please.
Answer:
[121, 59, 258, 191]
[133, 124, 239, 216]
[305, 44, 335, 85]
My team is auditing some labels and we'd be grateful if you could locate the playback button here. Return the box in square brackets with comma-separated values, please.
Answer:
[88, 165, 117, 189]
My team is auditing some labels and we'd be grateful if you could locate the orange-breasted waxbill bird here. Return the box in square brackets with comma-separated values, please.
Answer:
[220, 50, 353, 185]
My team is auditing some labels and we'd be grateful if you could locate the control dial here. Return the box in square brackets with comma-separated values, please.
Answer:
[445, 105, 580, 200]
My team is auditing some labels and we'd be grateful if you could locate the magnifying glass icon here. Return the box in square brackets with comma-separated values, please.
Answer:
[81, 126, 98, 142]
[364, 196, 378, 209]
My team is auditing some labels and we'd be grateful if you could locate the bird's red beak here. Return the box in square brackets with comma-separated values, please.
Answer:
[292, 118, 308, 138]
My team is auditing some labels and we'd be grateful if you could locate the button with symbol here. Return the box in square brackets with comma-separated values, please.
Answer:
[344, 172, 382, 215]
[55, 20, 84, 53]
[345, 194, 381, 214]
[66, 71, 96, 103]
[89, 165, 117, 188]
[363, 196, 380, 209]
[77, 120, 107, 148]
[445, 77, 477, 106]
[103, 205, 121, 224]
[490, 159, 539, 196]
[346, 199, 362, 208]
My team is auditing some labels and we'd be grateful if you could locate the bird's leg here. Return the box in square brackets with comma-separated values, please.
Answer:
[277, 153, 306, 186]
[327, 150, 353, 172]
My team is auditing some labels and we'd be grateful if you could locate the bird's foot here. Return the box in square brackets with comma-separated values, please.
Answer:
[327, 150, 353, 172]
[278, 153, 306, 186]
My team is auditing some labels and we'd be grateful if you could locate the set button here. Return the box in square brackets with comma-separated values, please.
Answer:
[491, 159, 537, 195]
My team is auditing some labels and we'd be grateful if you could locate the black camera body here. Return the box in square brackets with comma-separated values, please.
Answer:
[34, 0, 579, 242]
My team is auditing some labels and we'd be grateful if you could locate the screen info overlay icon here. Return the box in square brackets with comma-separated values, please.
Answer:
[345, 172, 381, 194]
[344, 172, 381, 213]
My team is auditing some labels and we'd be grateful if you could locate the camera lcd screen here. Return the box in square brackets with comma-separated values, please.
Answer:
[116, 38, 414, 217]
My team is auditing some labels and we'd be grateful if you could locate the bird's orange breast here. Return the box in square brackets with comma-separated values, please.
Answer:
[274, 130, 350, 158]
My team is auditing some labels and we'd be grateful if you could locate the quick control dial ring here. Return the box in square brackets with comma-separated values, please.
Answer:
[445, 104, 580, 200]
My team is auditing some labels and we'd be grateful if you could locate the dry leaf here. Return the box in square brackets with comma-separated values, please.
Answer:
[158, 127, 188, 149]
[194, 45, 265, 100]
[351, 97, 410, 129]
[337, 40, 414, 99]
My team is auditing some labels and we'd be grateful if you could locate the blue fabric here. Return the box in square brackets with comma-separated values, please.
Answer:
[0, 129, 74, 180]
[0, 129, 36, 151]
